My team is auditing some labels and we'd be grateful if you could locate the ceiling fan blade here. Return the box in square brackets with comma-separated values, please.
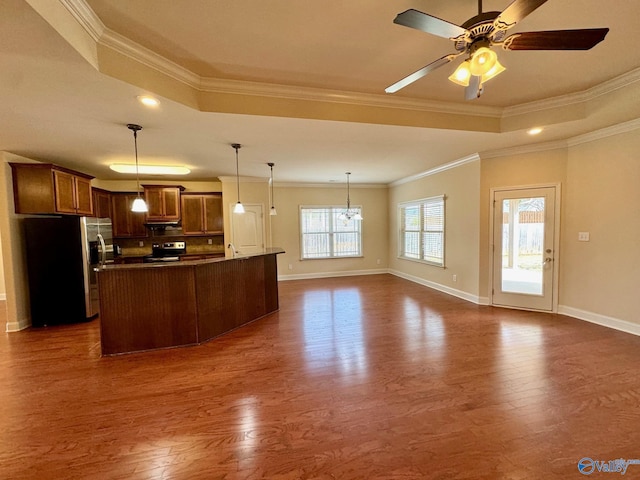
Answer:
[394, 9, 468, 40]
[503, 28, 609, 50]
[494, 0, 548, 30]
[385, 54, 459, 93]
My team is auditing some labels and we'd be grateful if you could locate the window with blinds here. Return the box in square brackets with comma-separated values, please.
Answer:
[300, 206, 362, 259]
[398, 195, 445, 266]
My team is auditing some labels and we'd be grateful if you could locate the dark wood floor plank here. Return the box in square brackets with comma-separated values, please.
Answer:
[1, 274, 640, 479]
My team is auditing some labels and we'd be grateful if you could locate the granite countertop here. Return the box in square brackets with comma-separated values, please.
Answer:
[100, 247, 285, 271]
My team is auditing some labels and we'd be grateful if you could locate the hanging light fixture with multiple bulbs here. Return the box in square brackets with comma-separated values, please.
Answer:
[448, 40, 505, 88]
[232, 143, 245, 214]
[267, 162, 277, 216]
[338, 172, 363, 222]
[126, 123, 148, 213]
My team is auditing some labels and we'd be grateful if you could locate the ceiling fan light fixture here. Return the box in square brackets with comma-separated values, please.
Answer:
[448, 60, 472, 86]
[481, 58, 505, 83]
[469, 47, 497, 76]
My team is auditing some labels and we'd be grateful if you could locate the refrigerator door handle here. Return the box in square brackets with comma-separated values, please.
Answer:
[97, 233, 106, 266]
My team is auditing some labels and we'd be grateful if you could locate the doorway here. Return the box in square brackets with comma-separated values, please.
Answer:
[491, 186, 559, 311]
[230, 203, 265, 255]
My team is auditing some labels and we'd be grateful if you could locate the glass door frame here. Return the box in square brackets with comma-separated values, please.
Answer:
[489, 184, 561, 312]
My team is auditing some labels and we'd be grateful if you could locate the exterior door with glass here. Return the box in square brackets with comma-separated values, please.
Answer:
[492, 187, 557, 311]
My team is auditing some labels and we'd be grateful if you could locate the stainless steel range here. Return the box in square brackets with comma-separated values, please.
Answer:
[143, 241, 186, 263]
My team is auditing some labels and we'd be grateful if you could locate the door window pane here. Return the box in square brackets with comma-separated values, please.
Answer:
[501, 197, 544, 295]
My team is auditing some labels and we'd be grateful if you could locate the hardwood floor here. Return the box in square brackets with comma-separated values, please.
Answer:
[2, 275, 640, 479]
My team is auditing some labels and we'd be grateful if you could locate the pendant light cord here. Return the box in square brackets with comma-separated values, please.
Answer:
[127, 124, 143, 199]
[268, 163, 275, 208]
[233, 144, 241, 203]
[134, 129, 141, 198]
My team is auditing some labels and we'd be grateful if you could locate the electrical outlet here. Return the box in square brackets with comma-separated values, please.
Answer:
[207, 238, 213, 245]
[376, 259, 381, 265]
[578, 232, 590, 242]
[452, 274, 457, 282]
[288, 264, 293, 270]
[138, 241, 144, 247]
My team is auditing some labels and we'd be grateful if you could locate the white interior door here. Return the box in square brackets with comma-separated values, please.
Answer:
[231, 204, 264, 254]
[492, 187, 557, 311]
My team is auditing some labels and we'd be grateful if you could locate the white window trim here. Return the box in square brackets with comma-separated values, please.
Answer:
[299, 205, 363, 260]
[397, 195, 445, 267]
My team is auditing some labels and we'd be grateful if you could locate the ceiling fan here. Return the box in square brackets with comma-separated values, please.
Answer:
[386, 0, 609, 100]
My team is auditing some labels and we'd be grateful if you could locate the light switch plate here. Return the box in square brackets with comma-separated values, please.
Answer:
[578, 232, 590, 242]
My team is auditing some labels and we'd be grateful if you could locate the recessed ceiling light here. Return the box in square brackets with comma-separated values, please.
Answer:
[137, 95, 160, 108]
[527, 127, 543, 135]
[110, 164, 190, 175]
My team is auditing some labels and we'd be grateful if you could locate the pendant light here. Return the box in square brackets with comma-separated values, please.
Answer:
[127, 123, 148, 213]
[267, 162, 277, 216]
[338, 172, 363, 222]
[232, 143, 244, 214]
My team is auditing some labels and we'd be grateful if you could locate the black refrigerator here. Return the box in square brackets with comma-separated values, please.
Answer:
[23, 216, 114, 327]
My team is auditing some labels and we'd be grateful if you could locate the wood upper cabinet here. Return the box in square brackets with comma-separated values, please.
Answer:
[143, 186, 184, 222]
[10, 163, 94, 215]
[181, 193, 223, 235]
[111, 193, 147, 238]
[92, 188, 112, 219]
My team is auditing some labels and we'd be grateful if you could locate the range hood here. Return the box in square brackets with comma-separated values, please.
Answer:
[144, 221, 181, 231]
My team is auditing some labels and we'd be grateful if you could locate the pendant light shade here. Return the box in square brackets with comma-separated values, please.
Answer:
[268, 162, 277, 216]
[127, 123, 148, 213]
[338, 172, 363, 222]
[232, 143, 244, 214]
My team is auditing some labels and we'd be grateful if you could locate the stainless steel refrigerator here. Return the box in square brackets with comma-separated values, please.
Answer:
[23, 216, 114, 327]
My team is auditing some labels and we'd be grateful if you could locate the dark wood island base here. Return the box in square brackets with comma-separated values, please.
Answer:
[97, 248, 284, 355]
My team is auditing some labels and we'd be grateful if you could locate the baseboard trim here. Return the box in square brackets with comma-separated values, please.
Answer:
[278, 268, 388, 281]
[388, 269, 484, 305]
[558, 305, 640, 337]
[5, 317, 31, 332]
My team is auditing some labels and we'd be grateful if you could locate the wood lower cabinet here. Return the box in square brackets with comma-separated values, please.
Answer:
[98, 250, 283, 355]
[111, 193, 147, 238]
[143, 186, 183, 222]
[92, 187, 112, 219]
[181, 193, 223, 235]
[10, 163, 94, 215]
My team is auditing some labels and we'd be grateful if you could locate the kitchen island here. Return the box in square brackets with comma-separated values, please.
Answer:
[97, 248, 284, 355]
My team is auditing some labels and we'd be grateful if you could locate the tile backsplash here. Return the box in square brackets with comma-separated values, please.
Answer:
[115, 235, 225, 257]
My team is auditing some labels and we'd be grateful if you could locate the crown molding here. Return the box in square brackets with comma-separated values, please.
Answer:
[567, 118, 640, 147]
[199, 78, 502, 117]
[480, 139, 568, 160]
[276, 182, 387, 189]
[100, 30, 201, 88]
[59, 0, 105, 42]
[503, 67, 640, 118]
[390, 154, 480, 187]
